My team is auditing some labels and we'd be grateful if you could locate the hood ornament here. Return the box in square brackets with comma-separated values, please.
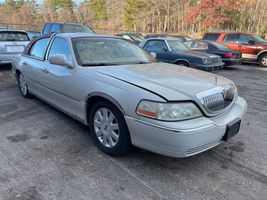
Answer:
[215, 76, 218, 86]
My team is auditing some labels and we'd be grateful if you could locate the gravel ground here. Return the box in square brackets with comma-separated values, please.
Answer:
[0, 64, 266, 200]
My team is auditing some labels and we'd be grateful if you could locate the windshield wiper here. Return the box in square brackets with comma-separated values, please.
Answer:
[81, 63, 120, 66]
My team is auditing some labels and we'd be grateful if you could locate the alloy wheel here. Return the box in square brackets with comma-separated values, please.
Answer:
[93, 108, 120, 148]
[19, 74, 28, 96]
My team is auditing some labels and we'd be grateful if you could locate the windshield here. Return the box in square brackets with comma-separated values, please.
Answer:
[73, 38, 154, 66]
[252, 34, 267, 43]
[167, 40, 189, 51]
[130, 34, 144, 42]
[0, 31, 29, 41]
[62, 24, 94, 33]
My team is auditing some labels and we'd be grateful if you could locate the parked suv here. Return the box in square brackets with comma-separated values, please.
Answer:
[203, 32, 267, 67]
[41, 22, 94, 35]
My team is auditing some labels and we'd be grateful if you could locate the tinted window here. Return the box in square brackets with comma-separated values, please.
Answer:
[50, 24, 62, 33]
[145, 40, 168, 52]
[203, 33, 220, 41]
[167, 40, 189, 51]
[191, 41, 208, 50]
[43, 24, 52, 34]
[0, 31, 29, 41]
[210, 41, 229, 50]
[30, 38, 49, 58]
[61, 24, 94, 33]
[48, 37, 70, 59]
[223, 34, 238, 43]
[238, 34, 252, 44]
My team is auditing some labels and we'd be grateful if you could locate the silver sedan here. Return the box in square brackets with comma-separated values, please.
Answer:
[12, 33, 247, 158]
[0, 30, 29, 65]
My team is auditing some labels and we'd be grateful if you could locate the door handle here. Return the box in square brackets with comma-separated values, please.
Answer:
[237, 45, 242, 47]
[23, 62, 28, 66]
[42, 68, 49, 73]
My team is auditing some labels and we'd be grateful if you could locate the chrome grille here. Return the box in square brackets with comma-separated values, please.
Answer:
[196, 85, 236, 115]
[212, 57, 219, 63]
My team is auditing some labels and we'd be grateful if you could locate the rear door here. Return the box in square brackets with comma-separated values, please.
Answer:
[221, 33, 242, 52]
[143, 40, 170, 62]
[22, 37, 50, 93]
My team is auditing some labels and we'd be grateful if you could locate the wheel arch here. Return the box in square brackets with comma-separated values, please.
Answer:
[174, 59, 190, 66]
[257, 50, 267, 61]
[85, 92, 126, 124]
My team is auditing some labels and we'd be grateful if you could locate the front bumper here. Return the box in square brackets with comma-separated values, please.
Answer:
[125, 97, 247, 158]
[194, 62, 225, 71]
[0, 53, 18, 65]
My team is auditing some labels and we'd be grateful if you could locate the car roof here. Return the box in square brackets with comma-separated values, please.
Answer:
[144, 37, 180, 41]
[55, 32, 119, 39]
[0, 29, 27, 33]
[45, 22, 86, 25]
[205, 31, 253, 35]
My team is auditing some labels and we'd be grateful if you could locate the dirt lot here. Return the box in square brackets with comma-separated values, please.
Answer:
[0, 64, 266, 200]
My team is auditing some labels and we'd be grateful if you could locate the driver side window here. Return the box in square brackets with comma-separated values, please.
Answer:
[145, 40, 168, 52]
[47, 37, 71, 60]
[238, 34, 253, 45]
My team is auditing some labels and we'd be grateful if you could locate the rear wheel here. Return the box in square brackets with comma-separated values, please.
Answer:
[89, 101, 131, 156]
[175, 61, 189, 67]
[259, 53, 267, 67]
[17, 73, 32, 98]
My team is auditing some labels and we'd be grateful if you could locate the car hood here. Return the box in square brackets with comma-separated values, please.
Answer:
[93, 62, 233, 101]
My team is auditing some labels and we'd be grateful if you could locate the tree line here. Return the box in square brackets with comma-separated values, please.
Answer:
[0, 0, 266, 37]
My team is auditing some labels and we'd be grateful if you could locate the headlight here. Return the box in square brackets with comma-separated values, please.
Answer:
[136, 100, 202, 121]
[202, 58, 211, 64]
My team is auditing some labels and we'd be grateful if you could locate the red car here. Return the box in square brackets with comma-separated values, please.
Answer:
[203, 32, 267, 67]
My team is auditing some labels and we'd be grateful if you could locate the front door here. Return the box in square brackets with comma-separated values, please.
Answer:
[39, 37, 81, 118]
[144, 40, 170, 62]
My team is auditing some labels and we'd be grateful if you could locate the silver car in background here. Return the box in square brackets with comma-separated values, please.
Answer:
[0, 30, 30, 65]
[12, 33, 247, 158]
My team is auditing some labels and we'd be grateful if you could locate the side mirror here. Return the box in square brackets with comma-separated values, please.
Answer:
[248, 40, 255, 45]
[162, 48, 169, 52]
[49, 54, 73, 68]
[150, 52, 157, 59]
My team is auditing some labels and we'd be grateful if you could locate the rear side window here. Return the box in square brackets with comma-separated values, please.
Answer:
[61, 24, 94, 33]
[43, 24, 52, 34]
[191, 41, 208, 50]
[30, 38, 49, 59]
[50, 24, 62, 33]
[222, 34, 238, 43]
[203, 33, 220, 41]
[0, 31, 29, 41]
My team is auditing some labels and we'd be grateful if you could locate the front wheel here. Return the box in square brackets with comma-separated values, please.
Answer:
[89, 101, 132, 156]
[175, 61, 189, 67]
[259, 53, 267, 67]
[18, 73, 32, 98]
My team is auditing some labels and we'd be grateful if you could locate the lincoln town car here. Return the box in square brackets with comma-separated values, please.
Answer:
[12, 33, 247, 158]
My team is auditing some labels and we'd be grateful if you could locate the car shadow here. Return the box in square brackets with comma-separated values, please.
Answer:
[0, 64, 12, 71]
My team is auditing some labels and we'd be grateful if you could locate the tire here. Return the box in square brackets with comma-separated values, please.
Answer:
[17, 72, 32, 98]
[175, 61, 189, 67]
[259, 53, 267, 67]
[89, 101, 132, 156]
